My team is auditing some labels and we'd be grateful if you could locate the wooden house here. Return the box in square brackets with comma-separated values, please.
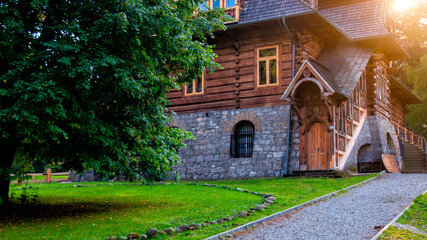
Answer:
[167, 0, 426, 180]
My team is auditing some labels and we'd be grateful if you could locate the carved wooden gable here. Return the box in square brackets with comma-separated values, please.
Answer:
[281, 60, 340, 102]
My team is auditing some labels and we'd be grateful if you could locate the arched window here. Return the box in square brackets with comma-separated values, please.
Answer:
[231, 121, 255, 157]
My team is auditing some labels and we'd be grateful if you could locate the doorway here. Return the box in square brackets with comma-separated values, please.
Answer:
[307, 121, 327, 170]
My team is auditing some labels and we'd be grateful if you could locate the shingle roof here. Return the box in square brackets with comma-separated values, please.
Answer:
[233, 0, 390, 41]
[308, 60, 344, 95]
[237, 0, 314, 25]
[319, 0, 390, 40]
[316, 44, 373, 97]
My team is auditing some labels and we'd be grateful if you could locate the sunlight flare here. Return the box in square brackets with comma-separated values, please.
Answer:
[392, 0, 422, 12]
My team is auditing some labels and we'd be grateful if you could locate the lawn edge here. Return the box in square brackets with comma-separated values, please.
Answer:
[205, 171, 386, 240]
[370, 189, 427, 240]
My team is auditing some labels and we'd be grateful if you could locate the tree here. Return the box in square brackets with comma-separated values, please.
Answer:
[405, 55, 427, 137]
[387, 1, 427, 137]
[387, 1, 426, 65]
[0, 0, 227, 205]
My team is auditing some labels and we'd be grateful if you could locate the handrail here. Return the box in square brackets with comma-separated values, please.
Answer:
[391, 121, 426, 152]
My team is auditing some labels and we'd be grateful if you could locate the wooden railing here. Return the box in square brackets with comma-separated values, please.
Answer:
[391, 121, 426, 151]
[11, 169, 69, 185]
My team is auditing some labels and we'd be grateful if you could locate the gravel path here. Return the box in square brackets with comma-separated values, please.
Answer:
[230, 173, 427, 240]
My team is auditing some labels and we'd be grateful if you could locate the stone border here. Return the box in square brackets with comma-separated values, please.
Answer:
[105, 182, 277, 239]
[13, 181, 275, 240]
[370, 189, 427, 240]
[205, 171, 386, 240]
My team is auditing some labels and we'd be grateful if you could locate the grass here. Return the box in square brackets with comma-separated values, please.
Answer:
[1, 174, 377, 240]
[380, 192, 427, 239]
[380, 226, 427, 240]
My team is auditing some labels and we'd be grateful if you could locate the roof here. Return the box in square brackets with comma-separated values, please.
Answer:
[232, 0, 391, 41]
[389, 75, 422, 105]
[236, 0, 315, 25]
[308, 59, 344, 95]
[318, 0, 390, 40]
[316, 44, 373, 97]
[281, 44, 372, 100]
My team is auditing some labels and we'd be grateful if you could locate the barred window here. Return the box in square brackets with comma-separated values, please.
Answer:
[231, 121, 254, 157]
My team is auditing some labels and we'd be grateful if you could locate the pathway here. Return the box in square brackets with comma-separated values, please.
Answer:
[230, 173, 427, 240]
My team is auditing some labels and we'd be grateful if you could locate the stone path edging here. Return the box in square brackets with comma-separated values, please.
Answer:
[205, 171, 386, 240]
[370, 189, 427, 240]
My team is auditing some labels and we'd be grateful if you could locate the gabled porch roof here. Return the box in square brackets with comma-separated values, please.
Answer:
[281, 59, 344, 101]
[282, 44, 373, 101]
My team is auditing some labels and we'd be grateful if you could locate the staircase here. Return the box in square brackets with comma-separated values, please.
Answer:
[402, 141, 426, 174]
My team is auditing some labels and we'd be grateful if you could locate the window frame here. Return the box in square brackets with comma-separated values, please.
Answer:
[360, 69, 367, 93]
[184, 73, 205, 96]
[231, 121, 255, 158]
[338, 105, 346, 133]
[256, 45, 280, 88]
[376, 66, 387, 103]
[346, 96, 353, 119]
[206, 0, 236, 9]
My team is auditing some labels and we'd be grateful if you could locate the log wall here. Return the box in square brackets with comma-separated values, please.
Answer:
[166, 21, 325, 114]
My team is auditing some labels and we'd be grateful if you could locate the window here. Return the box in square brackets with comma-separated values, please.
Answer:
[226, 0, 235, 7]
[354, 87, 360, 106]
[203, 0, 235, 9]
[185, 73, 204, 95]
[231, 121, 254, 157]
[257, 46, 278, 87]
[338, 106, 345, 133]
[360, 70, 366, 93]
[211, 0, 220, 9]
[346, 96, 352, 119]
[376, 65, 387, 103]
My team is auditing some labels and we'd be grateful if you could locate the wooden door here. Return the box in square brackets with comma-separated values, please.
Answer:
[307, 122, 327, 170]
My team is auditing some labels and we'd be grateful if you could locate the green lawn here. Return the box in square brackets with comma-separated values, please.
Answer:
[380, 192, 427, 240]
[1, 174, 376, 240]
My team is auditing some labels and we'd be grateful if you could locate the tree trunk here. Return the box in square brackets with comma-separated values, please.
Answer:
[0, 124, 17, 207]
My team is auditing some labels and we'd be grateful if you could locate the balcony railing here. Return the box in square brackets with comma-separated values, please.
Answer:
[392, 121, 426, 151]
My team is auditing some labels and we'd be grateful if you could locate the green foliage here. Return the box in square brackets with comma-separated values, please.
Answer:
[0, 1, 227, 181]
[397, 193, 427, 232]
[380, 226, 427, 240]
[381, 193, 427, 240]
[388, 2, 426, 63]
[405, 55, 427, 138]
[2, 174, 376, 239]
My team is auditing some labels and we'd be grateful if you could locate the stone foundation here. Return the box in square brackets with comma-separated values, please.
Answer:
[171, 105, 292, 180]
[343, 114, 402, 172]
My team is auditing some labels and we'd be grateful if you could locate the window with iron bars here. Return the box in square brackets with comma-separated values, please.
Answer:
[230, 121, 254, 158]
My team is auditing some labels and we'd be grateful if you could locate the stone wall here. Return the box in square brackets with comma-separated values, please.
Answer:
[343, 114, 402, 172]
[342, 119, 373, 172]
[171, 105, 292, 180]
[288, 112, 301, 173]
[375, 115, 403, 169]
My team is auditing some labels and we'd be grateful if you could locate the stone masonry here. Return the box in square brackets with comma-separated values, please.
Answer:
[343, 114, 402, 172]
[171, 105, 293, 180]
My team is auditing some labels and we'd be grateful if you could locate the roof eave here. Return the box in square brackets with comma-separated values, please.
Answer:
[227, 11, 314, 29]
[389, 75, 422, 105]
